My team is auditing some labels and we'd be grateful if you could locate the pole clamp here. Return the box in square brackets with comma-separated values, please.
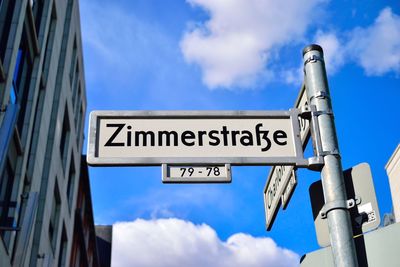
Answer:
[319, 149, 341, 157]
[320, 199, 356, 219]
[304, 55, 325, 66]
[299, 105, 333, 118]
[310, 91, 330, 101]
[312, 109, 333, 117]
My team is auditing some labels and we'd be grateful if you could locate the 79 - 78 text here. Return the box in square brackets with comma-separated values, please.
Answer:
[180, 167, 221, 177]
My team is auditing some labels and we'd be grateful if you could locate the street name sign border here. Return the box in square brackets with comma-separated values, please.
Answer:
[87, 110, 308, 166]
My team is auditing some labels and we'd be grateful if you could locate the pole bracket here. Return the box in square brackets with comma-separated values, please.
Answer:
[299, 106, 311, 119]
[320, 199, 356, 219]
[306, 105, 341, 159]
[307, 156, 324, 171]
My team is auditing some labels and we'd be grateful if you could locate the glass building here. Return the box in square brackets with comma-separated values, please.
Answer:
[0, 0, 100, 266]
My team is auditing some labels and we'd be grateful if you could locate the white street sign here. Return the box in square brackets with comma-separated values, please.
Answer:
[87, 110, 307, 166]
[264, 84, 310, 230]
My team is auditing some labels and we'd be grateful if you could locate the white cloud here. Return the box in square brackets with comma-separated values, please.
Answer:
[347, 7, 400, 75]
[314, 31, 345, 74]
[280, 67, 303, 86]
[308, 7, 400, 77]
[80, 0, 222, 110]
[112, 218, 299, 267]
[180, 0, 324, 89]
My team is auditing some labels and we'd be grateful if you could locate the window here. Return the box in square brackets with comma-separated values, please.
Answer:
[69, 37, 77, 85]
[71, 66, 79, 108]
[74, 85, 81, 120]
[9, 49, 23, 104]
[0, 159, 17, 248]
[0, 1, 16, 61]
[80, 197, 86, 218]
[66, 155, 75, 208]
[9, 50, 22, 104]
[14, 28, 34, 134]
[76, 103, 83, 145]
[48, 183, 61, 251]
[41, 4, 57, 84]
[26, 83, 46, 179]
[9, 87, 17, 104]
[59, 106, 70, 169]
[57, 224, 67, 267]
[10, 174, 32, 262]
[87, 247, 93, 267]
[32, 0, 45, 35]
[72, 243, 81, 267]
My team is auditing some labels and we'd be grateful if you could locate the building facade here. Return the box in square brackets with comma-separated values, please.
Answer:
[386, 144, 400, 223]
[95, 225, 112, 267]
[69, 157, 99, 267]
[0, 0, 98, 266]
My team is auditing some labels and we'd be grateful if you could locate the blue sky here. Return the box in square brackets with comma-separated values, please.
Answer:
[80, 0, 399, 266]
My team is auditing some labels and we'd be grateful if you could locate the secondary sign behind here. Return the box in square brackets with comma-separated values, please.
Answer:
[264, 84, 310, 230]
[87, 110, 307, 166]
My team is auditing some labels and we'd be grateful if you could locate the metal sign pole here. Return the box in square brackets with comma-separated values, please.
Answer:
[303, 45, 358, 267]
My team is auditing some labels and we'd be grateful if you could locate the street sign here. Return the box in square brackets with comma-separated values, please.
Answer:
[87, 110, 308, 166]
[162, 164, 231, 183]
[300, 223, 400, 267]
[309, 162, 381, 247]
[264, 166, 296, 230]
[264, 84, 310, 230]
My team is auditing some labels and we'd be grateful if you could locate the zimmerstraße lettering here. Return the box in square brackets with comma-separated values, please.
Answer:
[104, 123, 288, 152]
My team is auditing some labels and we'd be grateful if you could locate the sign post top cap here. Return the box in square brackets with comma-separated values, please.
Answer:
[302, 44, 324, 56]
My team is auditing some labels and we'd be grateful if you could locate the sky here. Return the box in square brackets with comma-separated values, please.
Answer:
[79, 0, 400, 266]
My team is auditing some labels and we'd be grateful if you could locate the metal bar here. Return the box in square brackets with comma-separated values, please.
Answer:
[303, 44, 358, 267]
[88, 156, 309, 167]
[89, 109, 294, 118]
